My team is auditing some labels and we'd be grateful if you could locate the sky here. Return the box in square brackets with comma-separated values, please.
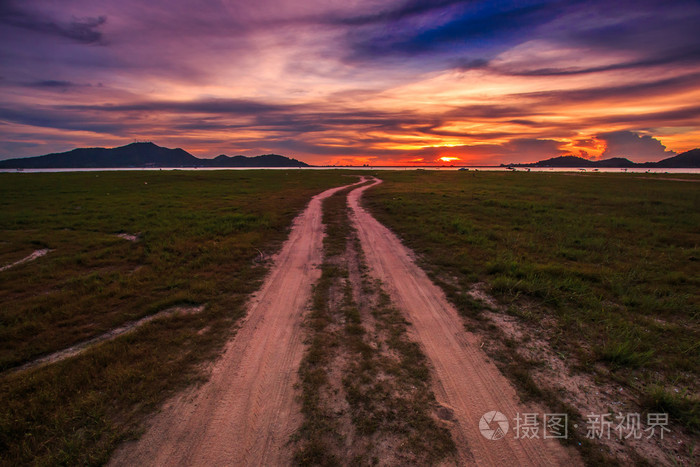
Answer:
[1, 0, 699, 166]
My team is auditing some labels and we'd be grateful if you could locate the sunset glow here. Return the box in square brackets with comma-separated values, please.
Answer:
[1, 0, 699, 165]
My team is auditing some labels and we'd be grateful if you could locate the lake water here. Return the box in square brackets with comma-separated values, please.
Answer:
[2, 167, 699, 174]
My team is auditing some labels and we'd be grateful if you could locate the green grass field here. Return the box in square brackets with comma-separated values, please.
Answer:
[1, 169, 697, 465]
[363, 171, 700, 434]
[0, 170, 349, 465]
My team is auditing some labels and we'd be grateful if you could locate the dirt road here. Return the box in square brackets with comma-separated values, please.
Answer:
[110, 180, 363, 466]
[112, 176, 579, 466]
[348, 178, 580, 466]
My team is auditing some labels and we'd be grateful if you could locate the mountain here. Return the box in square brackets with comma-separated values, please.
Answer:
[513, 155, 637, 168]
[0, 142, 197, 168]
[652, 149, 700, 168]
[593, 157, 638, 168]
[506, 148, 700, 168]
[0, 142, 309, 168]
[206, 153, 308, 167]
[521, 155, 595, 167]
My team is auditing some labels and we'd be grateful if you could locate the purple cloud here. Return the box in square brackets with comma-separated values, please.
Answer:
[598, 131, 676, 162]
[0, 1, 106, 44]
[0, 0, 699, 163]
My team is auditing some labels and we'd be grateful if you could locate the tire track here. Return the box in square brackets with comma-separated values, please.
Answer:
[348, 178, 581, 466]
[109, 180, 364, 466]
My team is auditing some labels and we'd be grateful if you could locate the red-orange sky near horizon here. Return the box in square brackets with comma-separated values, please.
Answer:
[1, 0, 699, 165]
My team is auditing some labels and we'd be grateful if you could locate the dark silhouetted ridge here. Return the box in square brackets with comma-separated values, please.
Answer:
[0, 143, 310, 168]
[505, 148, 699, 168]
[653, 149, 700, 168]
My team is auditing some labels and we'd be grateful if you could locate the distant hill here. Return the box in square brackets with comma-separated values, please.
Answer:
[511, 155, 637, 168]
[653, 149, 700, 168]
[208, 153, 309, 168]
[507, 148, 700, 168]
[0, 142, 309, 168]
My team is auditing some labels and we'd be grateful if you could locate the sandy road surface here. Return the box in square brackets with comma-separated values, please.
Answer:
[348, 178, 580, 466]
[110, 179, 364, 467]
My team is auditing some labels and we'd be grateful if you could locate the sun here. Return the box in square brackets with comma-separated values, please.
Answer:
[439, 156, 460, 162]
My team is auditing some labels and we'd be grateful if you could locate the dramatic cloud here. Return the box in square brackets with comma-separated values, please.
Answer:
[0, 2, 106, 44]
[0, 0, 699, 164]
[344, 2, 557, 59]
[597, 131, 676, 162]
